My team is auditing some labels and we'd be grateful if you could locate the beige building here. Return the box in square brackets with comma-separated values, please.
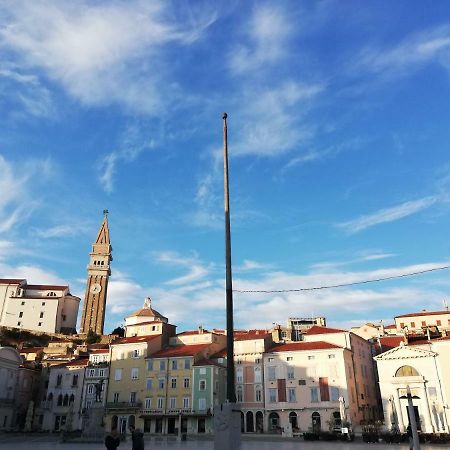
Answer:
[375, 337, 450, 433]
[302, 325, 380, 423]
[394, 310, 450, 333]
[0, 279, 80, 334]
[263, 341, 360, 434]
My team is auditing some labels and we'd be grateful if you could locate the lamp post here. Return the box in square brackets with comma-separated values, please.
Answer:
[400, 386, 420, 450]
[214, 113, 241, 450]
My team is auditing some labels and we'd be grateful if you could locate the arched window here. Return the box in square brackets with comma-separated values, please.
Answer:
[57, 394, 63, 406]
[395, 366, 420, 377]
[268, 412, 280, 432]
[312, 412, 321, 433]
[236, 386, 243, 402]
[48, 392, 53, 401]
[289, 411, 298, 430]
[255, 385, 262, 402]
[246, 411, 254, 432]
[69, 394, 75, 404]
[63, 394, 69, 406]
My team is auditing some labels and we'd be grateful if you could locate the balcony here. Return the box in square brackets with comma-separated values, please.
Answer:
[106, 401, 142, 411]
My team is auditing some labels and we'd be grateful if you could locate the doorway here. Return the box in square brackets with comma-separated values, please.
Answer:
[167, 417, 176, 434]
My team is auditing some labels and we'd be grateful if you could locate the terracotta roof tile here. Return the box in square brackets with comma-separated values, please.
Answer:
[54, 358, 89, 368]
[194, 358, 226, 368]
[379, 336, 404, 352]
[0, 279, 26, 284]
[408, 335, 450, 345]
[113, 335, 160, 345]
[26, 284, 68, 290]
[395, 310, 450, 319]
[266, 341, 342, 353]
[304, 325, 347, 335]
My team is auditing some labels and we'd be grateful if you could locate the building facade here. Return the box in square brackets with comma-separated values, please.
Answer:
[394, 310, 450, 333]
[0, 279, 79, 334]
[0, 346, 22, 430]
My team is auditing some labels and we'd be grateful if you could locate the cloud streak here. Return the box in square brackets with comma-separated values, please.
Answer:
[338, 196, 438, 233]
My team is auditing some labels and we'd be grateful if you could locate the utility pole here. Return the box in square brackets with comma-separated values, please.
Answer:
[214, 113, 241, 450]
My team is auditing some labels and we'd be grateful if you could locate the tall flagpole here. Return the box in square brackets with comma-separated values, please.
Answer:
[223, 112, 236, 403]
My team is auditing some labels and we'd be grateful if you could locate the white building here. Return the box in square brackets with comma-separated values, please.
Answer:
[0, 347, 22, 430]
[394, 310, 450, 333]
[0, 279, 80, 334]
[81, 348, 110, 412]
[40, 358, 88, 431]
[375, 337, 450, 433]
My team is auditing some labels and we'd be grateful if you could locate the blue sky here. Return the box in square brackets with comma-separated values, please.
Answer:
[1, 0, 450, 333]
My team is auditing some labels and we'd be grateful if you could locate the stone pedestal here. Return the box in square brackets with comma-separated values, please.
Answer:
[81, 404, 105, 441]
[214, 403, 241, 450]
[282, 422, 293, 438]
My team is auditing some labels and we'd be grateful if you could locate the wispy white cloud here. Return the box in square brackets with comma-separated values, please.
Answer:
[235, 259, 273, 272]
[31, 224, 90, 239]
[338, 196, 439, 233]
[0, 1, 218, 114]
[228, 4, 292, 75]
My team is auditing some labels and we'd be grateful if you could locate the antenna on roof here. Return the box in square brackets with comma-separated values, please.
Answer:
[444, 299, 448, 311]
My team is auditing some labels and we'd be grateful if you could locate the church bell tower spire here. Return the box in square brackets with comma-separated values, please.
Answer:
[80, 210, 112, 335]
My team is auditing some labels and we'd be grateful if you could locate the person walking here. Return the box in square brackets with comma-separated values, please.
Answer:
[129, 425, 145, 450]
[105, 428, 121, 450]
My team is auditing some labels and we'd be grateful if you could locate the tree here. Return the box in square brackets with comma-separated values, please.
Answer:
[86, 330, 101, 344]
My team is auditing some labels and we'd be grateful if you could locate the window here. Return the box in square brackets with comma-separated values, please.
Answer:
[268, 366, 276, 381]
[308, 355, 315, 360]
[99, 369, 105, 377]
[421, 321, 426, 326]
[144, 398, 152, 409]
[268, 357, 274, 362]
[287, 356, 293, 361]
[400, 322, 405, 328]
[38, 322, 42, 327]
[160, 361, 166, 371]
[42, 302, 45, 306]
[236, 386, 243, 402]
[184, 378, 190, 388]
[236, 367, 243, 383]
[172, 360, 177, 370]
[19, 312, 23, 318]
[130, 392, 137, 403]
[89, 369, 95, 377]
[183, 397, 190, 408]
[17, 321, 21, 326]
[328, 354, 335, 359]
[287, 366, 294, 380]
[184, 359, 190, 369]
[113, 392, 119, 403]
[411, 322, 415, 328]
[157, 397, 164, 409]
[56, 374, 62, 386]
[72, 375, 78, 386]
[114, 369, 122, 381]
[437, 320, 442, 326]
[57, 394, 63, 406]
[21, 302, 25, 306]
[169, 397, 176, 408]
[299, 379, 306, 385]
[319, 377, 330, 401]
[269, 388, 277, 403]
[62, 315, 66, 321]
[88, 384, 94, 394]
[255, 386, 262, 402]
[132, 349, 140, 358]
[40, 312, 44, 318]
[199, 380, 206, 391]
[288, 387, 296, 402]
[158, 378, 165, 389]
[310, 387, 319, 403]
[131, 368, 139, 380]
[146, 379, 153, 390]
[198, 398, 206, 410]
[147, 360, 153, 371]
[199, 367, 206, 375]
[254, 367, 262, 383]
[395, 366, 420, 377]
[171, 378, 177, 389]
[330, 387, 339, 402]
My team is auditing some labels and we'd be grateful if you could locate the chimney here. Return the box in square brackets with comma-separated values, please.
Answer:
[198, 325, 203, 334]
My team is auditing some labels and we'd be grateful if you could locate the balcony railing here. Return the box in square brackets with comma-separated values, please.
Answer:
[106, 401, 142, 410]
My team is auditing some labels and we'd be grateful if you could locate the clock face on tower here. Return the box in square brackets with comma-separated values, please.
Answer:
[90, 283, 102, 294]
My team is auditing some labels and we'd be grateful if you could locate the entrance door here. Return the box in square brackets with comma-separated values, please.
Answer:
[167, 417, 176, 434]
[312, 412, 321, 433]
[406, 406, 422, 431]
[119, 417, 127, 434]
[181, 418, 188, 433]
[54, 416, 60, 431]
[198, 418, 206, 433]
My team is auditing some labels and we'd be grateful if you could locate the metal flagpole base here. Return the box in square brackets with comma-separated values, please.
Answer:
[214, 403, 241, 450]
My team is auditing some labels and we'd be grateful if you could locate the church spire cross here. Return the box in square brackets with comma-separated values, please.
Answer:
[103, 209, 109, 218]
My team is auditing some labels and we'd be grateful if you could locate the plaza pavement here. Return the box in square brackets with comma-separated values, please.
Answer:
[0, 434, 442, 450]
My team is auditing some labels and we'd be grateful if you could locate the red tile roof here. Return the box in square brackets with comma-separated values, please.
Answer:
[379, 336, 404, 352]
[395, 310, 450, 319]
[384, 324, 397, 329]
[127, 306, 167, 320]
[151, 344, 210, 358]
[89, 349, 109, 354]
[177, 330, 210, 336]
[194, 358, 226, 368]
[19, 347, 44, 353]
[0, 279, 25, 284]
[304, 325, 346, 335]
[210, 349, 227, 358]
[113, 335, 160, 345]
[266, 341, 342, 353]
[26, 284, 68, 290]
[234, 330, 270, 340]
[408, 335, 450, 346]
[54, 358, 89, 368]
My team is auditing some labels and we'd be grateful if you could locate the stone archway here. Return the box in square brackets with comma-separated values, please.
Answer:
[312, 412, 321, 433]
[256, 411, 263, 433]
[268, 412, 280, 433]
[246, 411, 254, 432]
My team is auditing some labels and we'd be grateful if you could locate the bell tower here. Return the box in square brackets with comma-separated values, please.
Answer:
[80, 210, 112, 335]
